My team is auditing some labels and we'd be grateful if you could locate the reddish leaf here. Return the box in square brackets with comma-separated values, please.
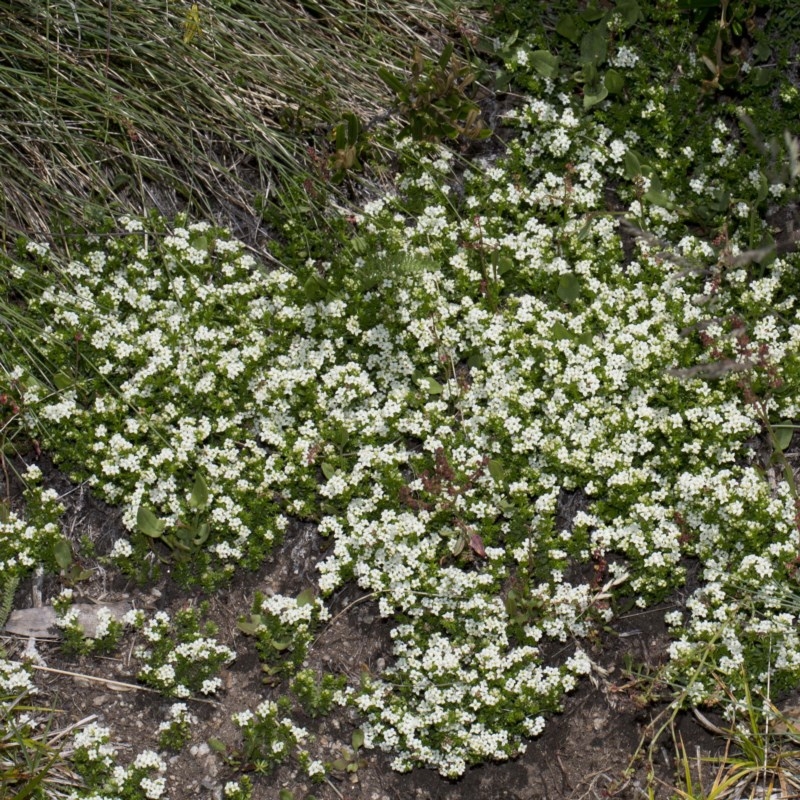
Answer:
[469, 533, 486, 558]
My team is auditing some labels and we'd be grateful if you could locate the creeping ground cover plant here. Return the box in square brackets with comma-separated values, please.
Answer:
[5, 32, 800, 782]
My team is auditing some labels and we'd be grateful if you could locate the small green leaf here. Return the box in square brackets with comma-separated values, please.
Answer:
[53, 372, 73, 391]
[551, 321, 572, 341]
[488, 459, 505, 482]
[53, 538, 72, 569]
[580, 25, 608, 66]
[615, 0, 642, 27]
[330, 758, 349, 772]
[451, 536, 466, 556]
[188, 472, 209, 510]
[644, 188, 674, 209]
[751, 67, 774, 88]
[321, 462, 335, 480]
[580, 5, 607, 22]
[556, 14, 581, 44]
[757, 172, 769, 203]
[271, 639, 292, 651]
[296, 587, 315, 607]
[496, 255, 514, 274]
[136, 506, 166, 538]
[752, 39, 771, 62]
[416, 375, 443, 395]
[279, 790, 294, 800]
[557, 273, 581, 304]
[237, 616, 263, 635]
[583, 83, 608, 109]
[193, 522, 210, 546]
[604, 69, 624, 94]
[208, 737, 227, 754]
[529, 50, 560, 79]
[623, 150, 642, 179]
[774, 425, 794, 451]
[352, 729, 365, 750]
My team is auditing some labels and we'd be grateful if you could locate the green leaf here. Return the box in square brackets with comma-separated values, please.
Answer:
[604, 69, 624, 94]
[623, 150, 642, 178]
[583, 83, 608, 109]
[556, 14, 581, 44]
[330, 758, 349, 771]
[580, 25, 608, 66]
[751, 67, 774, 88]
[193, 522, 210, 546]
[529, 50, 560, 79]
[752, 39, 771, 62]
[296, 587, 315, 606]
[757, 172, 769, 203]
[416, 375, 443, 395]
[496, 255, 514, 274]
[451, 535, 466, 556]
[615, 0, 642, 27]
[643, 188, 674, 209]
[352, 729, 365, 750]
[271, 639, 292, 651]
[581, 5, 607, 22]
[321, 462, 335, 480]
[237, 617, 262, 636]
[279, 790, 294, 800]
[53, 538, 72, 569]
[774, 425, 795, 451]
[557, 273, 581, 304]
[551, 321, 572, 341]
[53, 372, 73, 391]
[208, 737, 227, 754]
[488, 459, 505, 482]
[378, 67, 405, 95]
[136, 506, 166, 538]
[188, 472, 209, 510]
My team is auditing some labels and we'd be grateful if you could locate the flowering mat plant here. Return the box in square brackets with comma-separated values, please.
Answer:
[2, 2, 800, 798]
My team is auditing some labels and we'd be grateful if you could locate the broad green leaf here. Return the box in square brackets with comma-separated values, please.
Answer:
[604, 69, 624, 94]
[321, 462, 335, 480]
[208, 738, 227, 754]
[136, 506, 166, 538]
[615, 0, 642, 27]
[623, 150, 642, 178]
[53, 538, 72, 569]
[551, 321, 572, 341]
[188, 472, 209, 510]
[352, 729, 365, 750]
[496, 255, 514, 274]
[751, 67, 774, 88]
[193, 522, 210, 546]
[279, 790, 294, 800]
[330, 758, 349, 771]
[237, 619, 262, 636]
[557, 273, 581, 304]
[752, 40, 771, 62]
[580, 25, 608, 66]
[297, 587, 315, 606]
[271, 639, 291, 651]
[644, 187, 674, 209]
[488, 459, 505, 482]
[451, 536, 466, 556]
[529, 50, 560, 79]
[757, 172, 769, 203]
[556, 14, 581, 44]
[774, 425, 794, 451]
[581, 5, 607, 22]
[53, 372, 73, 391]
[416, 375, 443, 395]
[583, 84, 608, 109]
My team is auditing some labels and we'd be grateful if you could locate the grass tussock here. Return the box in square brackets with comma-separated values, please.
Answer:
[0, 0, 480, 245]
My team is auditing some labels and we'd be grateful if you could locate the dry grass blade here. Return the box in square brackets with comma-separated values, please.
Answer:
[0, 0, 479, 247]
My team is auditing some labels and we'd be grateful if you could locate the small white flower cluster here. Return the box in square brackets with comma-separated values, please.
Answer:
[0, 467, 62, 585]
[134, 608, 235, 697]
